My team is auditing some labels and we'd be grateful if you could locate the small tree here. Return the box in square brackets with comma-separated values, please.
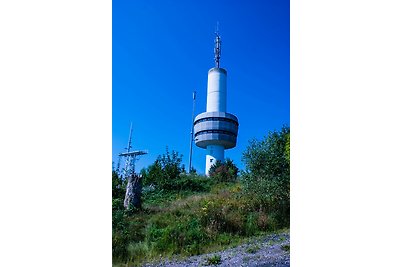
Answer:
[141, 147, 185, 190]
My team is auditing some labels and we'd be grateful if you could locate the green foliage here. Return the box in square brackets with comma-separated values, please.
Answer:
[205, 254, 221, 265]
[242, 126, 290, 227]
[285, 133, 290, 162]
[246, 245, 260, 254]
[209, 159, 239, 183]
[112, 179, 288, 265]
[112, 212, 148, 263]
[112, 171, 125, 199]
[142, 174, 214, 208]
[189, 167, 197, 174]
[147, 213, 208, 255]
[127, 242, 149, 265]
[141, 147, 216, 195]
[141, 147, 185, 191]
[112, 127, 291, 265]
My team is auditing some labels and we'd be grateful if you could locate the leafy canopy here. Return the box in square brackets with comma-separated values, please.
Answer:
[141, 147, 185, 190]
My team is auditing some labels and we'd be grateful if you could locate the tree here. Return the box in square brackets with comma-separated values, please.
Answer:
[285, 133, 290, 162]
[141, 147, 185, 190]
[242, 126, 290, 226]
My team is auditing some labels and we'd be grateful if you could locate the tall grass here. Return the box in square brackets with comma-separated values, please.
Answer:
[113, 176, 286, 265]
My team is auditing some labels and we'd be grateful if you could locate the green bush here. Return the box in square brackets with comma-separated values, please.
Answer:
[112, 170, 125, 199]
[209, 159, 239, 183]
[112, 229, 130, 262]
[112, 212, 148, 262]
[242, 126, 290, 227]
[141, 147, 186, 191]
[205, 254, 221, 265]
[170, 173, 214, 192]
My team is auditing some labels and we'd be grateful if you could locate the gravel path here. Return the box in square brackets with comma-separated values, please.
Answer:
[143, 232, 290, 267]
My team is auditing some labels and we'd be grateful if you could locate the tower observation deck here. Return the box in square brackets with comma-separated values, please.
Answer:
[194, 30, 239, 175]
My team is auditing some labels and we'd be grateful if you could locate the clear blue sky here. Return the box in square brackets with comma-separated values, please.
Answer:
[112, 0, 289, 174]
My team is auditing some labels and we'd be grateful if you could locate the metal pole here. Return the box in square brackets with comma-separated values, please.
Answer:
[123, 122, 133, 180]
[126, 122, 133, 153]
[189, 91, 196, 172]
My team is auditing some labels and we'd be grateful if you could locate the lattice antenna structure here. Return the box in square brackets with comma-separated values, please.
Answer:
[214, 22, 221, 68]
[118, 123, 148, 180]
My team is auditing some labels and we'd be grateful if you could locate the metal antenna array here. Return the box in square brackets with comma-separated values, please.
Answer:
[214, 22, 221, 68]
[118, 122, 148, 180]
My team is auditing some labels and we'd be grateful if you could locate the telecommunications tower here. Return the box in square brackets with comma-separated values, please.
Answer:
[193, 27, 239, 175]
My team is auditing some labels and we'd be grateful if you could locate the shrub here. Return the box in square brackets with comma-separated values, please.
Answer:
[141, 147, 187, 191]
[112, 213, 148, 263]
[209, 159, 239, 183]
[112, 170, 125, 199]
[205, 254, 221, 265]
[112, 229, 130, 262]
[242, 126, 290, 227]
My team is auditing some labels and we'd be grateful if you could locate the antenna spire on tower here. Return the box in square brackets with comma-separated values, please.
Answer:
[214, 22, 221, 68]
[126, 122, 133, 153]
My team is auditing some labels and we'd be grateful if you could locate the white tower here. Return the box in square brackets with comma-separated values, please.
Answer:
[194, 30, 239, 175]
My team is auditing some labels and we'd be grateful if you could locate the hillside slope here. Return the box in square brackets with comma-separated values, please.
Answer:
[143, 230, 290, 267]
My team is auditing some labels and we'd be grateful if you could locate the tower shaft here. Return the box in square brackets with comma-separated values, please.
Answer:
[193, 28, 239, 176]
[206, 68, 227, 112]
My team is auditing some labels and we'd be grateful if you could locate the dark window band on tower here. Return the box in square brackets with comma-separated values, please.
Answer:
[194, 117, 239, 126]
[194, 129, 237, 138]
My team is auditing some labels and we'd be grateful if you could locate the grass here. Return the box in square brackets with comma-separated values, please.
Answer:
[246, 245, 260, 254]
[205, 254, 222, 265]
[112, 177, 289, 266]
[281, 244, 290, 252]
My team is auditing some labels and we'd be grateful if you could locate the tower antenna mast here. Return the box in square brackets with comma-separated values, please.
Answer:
[214, 22, 221, 68]
[189, 90, 196, 172]
[126, 122, 133, 153]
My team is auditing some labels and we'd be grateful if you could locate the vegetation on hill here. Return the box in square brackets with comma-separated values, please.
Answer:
[112, 126, 290, 266]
